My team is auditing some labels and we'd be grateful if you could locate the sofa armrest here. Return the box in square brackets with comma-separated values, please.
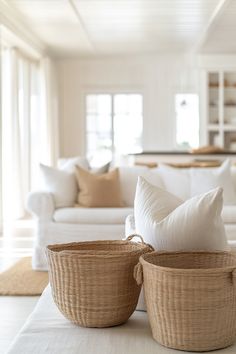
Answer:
[26, 192, 55, 220]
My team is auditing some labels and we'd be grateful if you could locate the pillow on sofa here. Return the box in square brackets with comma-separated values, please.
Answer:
[58, 156, 90, 172]
[91, 161, 110, 174]
[40, 164, 77, 208]
[58, 156, 110, 174]
[190, 159, 236, 205]
[75, 167, 123, 207]
[134, 177, 229, 312]
[135, 177, 228, 252]
[119, 166, 164, 206]
[158, 163, 191, 200]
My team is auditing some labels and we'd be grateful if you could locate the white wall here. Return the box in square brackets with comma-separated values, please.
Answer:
[56, 53, 199, 157]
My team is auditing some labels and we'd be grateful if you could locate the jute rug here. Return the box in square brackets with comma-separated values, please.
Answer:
[0, 257, 48, 296]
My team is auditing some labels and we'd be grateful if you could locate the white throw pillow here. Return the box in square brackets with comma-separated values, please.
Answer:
[40, 164, 77, 208]
[135, 177, 228, 252]
[134, 177, 229, 311]
[90, 161, 110, 174]
[190, 159, 236, 205]
[158, 164, 191, 200]
[58, 157, 89, 173]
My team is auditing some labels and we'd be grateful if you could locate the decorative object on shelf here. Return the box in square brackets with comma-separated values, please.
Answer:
[135, 251, 236, 352]
[46, 235, 153, 328]
[224, 99, 236, 107]
[167, 160, 221, 168]
[209, 99, 218, 106]
[134, 161, 158, 168]
[209, 81, 219, 88]
[190, 145, 225, 154]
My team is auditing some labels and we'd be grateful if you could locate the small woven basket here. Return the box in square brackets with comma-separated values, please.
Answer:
[134, 251, 236, 352]
[46, 235, 153, 328]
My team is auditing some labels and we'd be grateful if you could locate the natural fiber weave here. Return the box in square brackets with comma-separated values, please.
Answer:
[135, 251, 236, 352]
[46, 235, 153, 328]
[0, 257, 48, 296]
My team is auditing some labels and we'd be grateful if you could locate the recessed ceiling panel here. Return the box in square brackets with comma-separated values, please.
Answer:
[8, 0, 227, 56]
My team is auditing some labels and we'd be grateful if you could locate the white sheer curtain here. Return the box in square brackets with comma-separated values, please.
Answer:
[40, 57, 59, 167]
[1, 48, 59, 226]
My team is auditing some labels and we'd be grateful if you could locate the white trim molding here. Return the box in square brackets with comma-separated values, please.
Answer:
[0, 0, 46, 58]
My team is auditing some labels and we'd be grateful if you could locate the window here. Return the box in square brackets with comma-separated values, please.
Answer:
[175, 94, 199, 149]
[86, 93, 143, 165]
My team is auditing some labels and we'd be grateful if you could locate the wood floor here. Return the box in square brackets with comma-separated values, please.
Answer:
[0, 220, 40, 354]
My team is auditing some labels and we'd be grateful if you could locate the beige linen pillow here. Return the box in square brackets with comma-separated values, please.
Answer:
[75, 167, 123, 207]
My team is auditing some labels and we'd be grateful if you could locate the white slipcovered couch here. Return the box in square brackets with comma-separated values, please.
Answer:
[27, 158, 236, 270]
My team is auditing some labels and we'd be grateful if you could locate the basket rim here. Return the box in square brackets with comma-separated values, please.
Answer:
[139, 250, 236, 274]
[46, 240, 151, 258]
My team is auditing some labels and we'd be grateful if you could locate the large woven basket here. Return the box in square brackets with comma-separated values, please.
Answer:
[134, 251, 236, 352]
[46, 235, 153, 328]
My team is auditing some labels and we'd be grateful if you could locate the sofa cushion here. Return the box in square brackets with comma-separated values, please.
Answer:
[190, 159, 236, 205]
[119, 166, 164, 206]
[222, 205, 236, 224]
[158, 164, 191, 200]
[53, 207, 133, 224]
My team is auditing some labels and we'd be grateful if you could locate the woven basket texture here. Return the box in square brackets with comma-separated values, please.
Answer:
[137, 251, 236, 352]
[46, 236, 152, 328]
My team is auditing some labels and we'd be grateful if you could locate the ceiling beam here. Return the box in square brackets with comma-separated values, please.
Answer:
[68, 0, 94, 53]
[193, 0, 232, 53]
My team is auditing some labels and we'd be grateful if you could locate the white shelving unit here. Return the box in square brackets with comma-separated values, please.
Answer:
[206, 70, 236, 150]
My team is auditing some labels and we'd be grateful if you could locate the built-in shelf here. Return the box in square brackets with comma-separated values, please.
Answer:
[205, 71, 236, 150]
[208, 124, 220, 131]
[223, 125, 236, 131]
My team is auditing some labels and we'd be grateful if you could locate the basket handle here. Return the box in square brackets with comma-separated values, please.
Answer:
[134, 262, 143, 285]
[127, 234, 145, 244]
[127, 234, 155, 252]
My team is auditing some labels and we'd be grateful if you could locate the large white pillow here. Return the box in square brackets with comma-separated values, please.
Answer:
[134, 177, 229, 312]
[135, 177, 229, 252]
[190, 159, 236, 205]
[40, 164, 77, 208]
[158, 164, 191, 200]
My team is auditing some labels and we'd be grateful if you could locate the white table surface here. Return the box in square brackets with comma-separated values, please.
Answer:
[6, 285, 236, 354]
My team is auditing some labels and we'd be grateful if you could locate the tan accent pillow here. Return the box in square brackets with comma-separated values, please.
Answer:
[75, 167, 123, 207]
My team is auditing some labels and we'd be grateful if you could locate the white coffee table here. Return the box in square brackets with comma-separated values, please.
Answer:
[6, 285, 236, 354]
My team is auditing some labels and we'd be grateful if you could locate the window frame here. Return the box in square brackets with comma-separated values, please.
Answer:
[83, 88, 144, 160]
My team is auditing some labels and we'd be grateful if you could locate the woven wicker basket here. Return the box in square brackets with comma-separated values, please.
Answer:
[46, 235, 153, 328]
[134, 251, 236, 352]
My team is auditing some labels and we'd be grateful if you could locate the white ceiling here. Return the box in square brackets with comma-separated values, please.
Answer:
[201, 0, 236, 53]
[7, 0, 236, 57]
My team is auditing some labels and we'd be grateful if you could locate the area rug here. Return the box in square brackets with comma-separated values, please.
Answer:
[0, 257, 48, 296]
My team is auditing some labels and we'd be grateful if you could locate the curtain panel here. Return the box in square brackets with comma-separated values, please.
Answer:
[1, 48, 59, 225]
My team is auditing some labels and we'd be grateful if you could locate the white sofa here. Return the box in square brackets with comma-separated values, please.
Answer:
[27, 160, 236, 270]
[27, 164, 164, 270]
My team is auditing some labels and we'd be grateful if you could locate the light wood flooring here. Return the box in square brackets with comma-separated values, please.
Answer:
[0, 220, 40, 354]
